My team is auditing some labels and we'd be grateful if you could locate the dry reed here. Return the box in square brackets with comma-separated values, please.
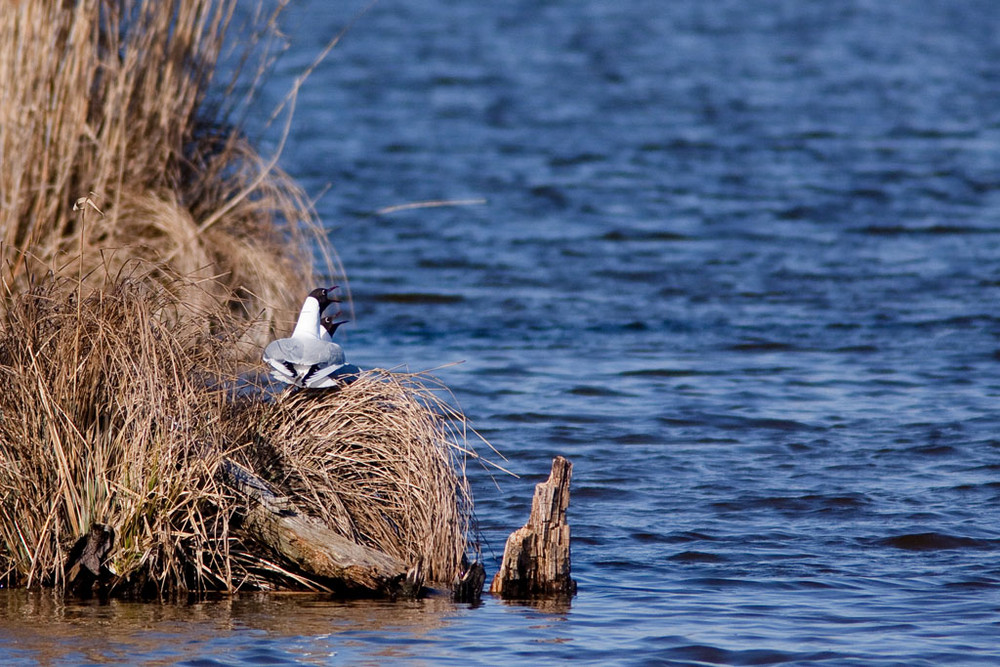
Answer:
[0, 272, 239, 593]
[242, 371, 475, 585]
[0, 0, 334, 350]
[0, 0, 482, 597]
[0, 274, 478, 595]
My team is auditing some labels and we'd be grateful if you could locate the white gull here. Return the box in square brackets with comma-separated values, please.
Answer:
[263, 286, 358, 389]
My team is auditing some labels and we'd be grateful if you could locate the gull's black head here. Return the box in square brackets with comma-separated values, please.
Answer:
[321, 315, 348, 338]
[308, 285, 341, 310]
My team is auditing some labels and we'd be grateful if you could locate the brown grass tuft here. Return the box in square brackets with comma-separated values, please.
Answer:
[242, 371, 475, 584]
[0, 0, 333, 349]
[0, 273, 239, 593]
[0, 0, 482, 597]
[0, 274, 478, 595]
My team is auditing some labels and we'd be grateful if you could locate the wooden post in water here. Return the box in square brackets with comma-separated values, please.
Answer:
[490, 455, 576, 598]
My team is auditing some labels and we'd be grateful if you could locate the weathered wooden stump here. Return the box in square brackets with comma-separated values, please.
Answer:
[219, 459, 411, 595]
[490, 456, 576, 598]
[452, 557, 486, 603]
[65, 523, 116, 596]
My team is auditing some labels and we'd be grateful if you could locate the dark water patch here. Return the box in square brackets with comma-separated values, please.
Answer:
[943, 576, 1000, 590]
[951, 481, 1000, 493]
[572, 485, 646, 502]
[667, 550, 728, 564]
[878, 533, 997, 551]
[567, 385, 629, 397]
[591, 559, 660, 572]
[495, 411, 604, 424]
[417, 257, 493, 270]
[631, 531, 673, 544]
[786, 578, 840, 590]
[548, 152, 605, 167]
[909, 314, 1000, 329]
[613, 432, 663, 445]
[774, 204, 828, 220]
[738, 366, 796, 376]
[850, 187, 891, 203]
[544, 421, 596, 443]
[907, 443, 959, 456]
[735, 290, 795, 300]
[621, 368, 723, 378]
[470, 364, 531, 377]
[681, 577, 772, 591]
[656, 645, 844, 667]
[833, 344, 879, 353]
[370, 292, 465, 304]
[886, 125, 980, 140]
[639, 138, 717, 152]
[712, 493, 870, 515]
[594, 268, 667, 283]
[658, 286, 688, 298]
[661, 531, 719, 545]
[868, 377, 921, 388]
[600, 229, 691, 242]
[669, 413, 819, 433]
[728, 340, 799, 352]
[621, 320, 648, 331]
[659, 417, 706, 428]
[529, 184, 571, 209]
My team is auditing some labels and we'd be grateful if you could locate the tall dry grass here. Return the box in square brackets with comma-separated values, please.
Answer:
[0, 0, 483, 596]
[0, 274, 479, 595]
[243, 371, 475, 585]
[0, 0, 334, 349]
[0, 272, 240, 593]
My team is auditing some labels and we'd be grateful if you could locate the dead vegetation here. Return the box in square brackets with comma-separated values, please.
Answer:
[0, 274, 477, 596]
[0, 274, 238, 593]
[246, 371, 474, 585]
[0, 0, 332, 349]
[0, 0, 482, 598]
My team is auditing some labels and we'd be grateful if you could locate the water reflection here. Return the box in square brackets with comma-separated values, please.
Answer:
[495, 595, 573, 616]
[0, 590, 466, 664]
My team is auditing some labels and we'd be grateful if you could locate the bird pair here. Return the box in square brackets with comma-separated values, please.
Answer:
[263, 286, 359, 389]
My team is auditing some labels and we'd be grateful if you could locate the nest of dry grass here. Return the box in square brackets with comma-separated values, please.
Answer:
[242, 371, 474, 585]
[0, 275, 477, 595]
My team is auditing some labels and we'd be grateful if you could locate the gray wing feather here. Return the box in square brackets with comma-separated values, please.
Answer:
[264, 337, 344, 366]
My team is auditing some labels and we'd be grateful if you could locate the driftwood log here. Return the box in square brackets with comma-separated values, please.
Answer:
[218, 459, 414, 595]
[490, 456, 576, 598]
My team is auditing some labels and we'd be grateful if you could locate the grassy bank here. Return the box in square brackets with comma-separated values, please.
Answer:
[0, 1, 479, 597]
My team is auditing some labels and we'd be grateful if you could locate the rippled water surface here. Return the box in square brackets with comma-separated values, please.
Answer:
[5, 0, 1000, 663]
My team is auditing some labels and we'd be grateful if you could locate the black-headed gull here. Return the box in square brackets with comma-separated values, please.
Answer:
[263, 286, 358, 389]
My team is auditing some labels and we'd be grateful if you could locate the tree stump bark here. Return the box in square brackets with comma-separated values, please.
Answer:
[452, 557, 486, 603]
[490, 456, 576, 598]
[65, 523, 116, 596]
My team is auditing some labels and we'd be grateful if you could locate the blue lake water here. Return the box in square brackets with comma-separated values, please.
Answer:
[4, 0, 1000, 663]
